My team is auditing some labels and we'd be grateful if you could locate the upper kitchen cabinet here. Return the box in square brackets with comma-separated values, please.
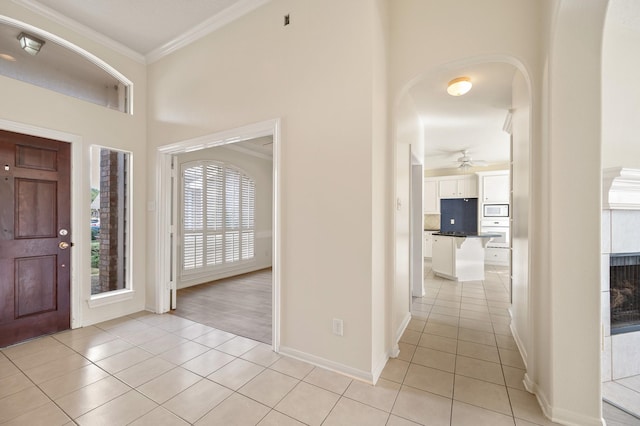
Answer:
[424, 174, 478, 214]
[438, 175, 478, 199]
[478, 171, 510, 203]
[424, 178, 439, 213]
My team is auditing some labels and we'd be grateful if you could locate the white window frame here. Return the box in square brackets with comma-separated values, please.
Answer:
[180, 160, 256, 278]
[88, 145, 134, 307]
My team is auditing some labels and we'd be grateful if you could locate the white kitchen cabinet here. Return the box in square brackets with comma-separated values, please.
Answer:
[432, 235, 455, 277]
[432, 235, 488, 281]
[438, 179, 459, 198]
[423, 174, 478, 214]
[423, 179, 439, 213]
[463, 176, 478, 198]
[424, 231, 435, 258]
[485, 247, 510, 266]
[438, 175, 478, 199]
[480, 172, 509, 203]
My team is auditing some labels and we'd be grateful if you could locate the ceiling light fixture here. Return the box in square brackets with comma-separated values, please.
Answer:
[447, 76, 472, 96]
[0, 53, 16, 62]
[17, 32, 45, 56]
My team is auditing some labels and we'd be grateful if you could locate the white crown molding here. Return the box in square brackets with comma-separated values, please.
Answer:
[146, 0, 270, 64]
[12, 0, 270, 65]
[11, 0, 146, 64]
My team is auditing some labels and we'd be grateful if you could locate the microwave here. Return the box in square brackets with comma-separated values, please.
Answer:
[483, 204, 509, 217]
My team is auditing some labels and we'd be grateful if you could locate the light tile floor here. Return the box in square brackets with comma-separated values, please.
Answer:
[0, 262, 599, 425]
[603, 375, 640, 421]
[603, 401, 640, 426]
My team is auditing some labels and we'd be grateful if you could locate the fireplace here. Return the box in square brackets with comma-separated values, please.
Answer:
[602, 168, 640, 381]
[610, 253, 640, 334]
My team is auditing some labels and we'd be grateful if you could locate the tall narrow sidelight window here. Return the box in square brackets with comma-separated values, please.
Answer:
[181, 161, 255, 276]
[90, 147, 131, 295]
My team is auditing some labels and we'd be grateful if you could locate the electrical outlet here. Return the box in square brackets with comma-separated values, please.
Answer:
[332, 318, 343, 336]
[450, 218, 455, 224]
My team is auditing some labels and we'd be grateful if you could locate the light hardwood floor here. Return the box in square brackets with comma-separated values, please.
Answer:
[171, 268, 272, 345]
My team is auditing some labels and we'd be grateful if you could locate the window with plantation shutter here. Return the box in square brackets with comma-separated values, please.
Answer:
[181, 161, 255, 275]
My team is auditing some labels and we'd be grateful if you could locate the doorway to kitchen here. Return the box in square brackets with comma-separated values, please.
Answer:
[398, 55, 532, 372]
[155, 119, 281, 350]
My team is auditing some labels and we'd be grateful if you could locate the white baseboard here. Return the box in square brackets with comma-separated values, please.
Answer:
[509, 320, 528, 369]
[372, 351, 389, 384]
[524, 374, 605, 426]
[178, 263, 271, 289]
[278, 345, 375, 384]
[516, 330, 604, 425]
[395, 312, 412, 345]
[523, 372, 536, 394]
[551, 406, 606, 426]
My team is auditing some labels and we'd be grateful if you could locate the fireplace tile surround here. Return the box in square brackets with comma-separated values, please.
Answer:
[602, 168, 640, 381]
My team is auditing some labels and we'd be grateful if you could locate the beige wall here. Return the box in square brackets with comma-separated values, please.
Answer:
[542, 0, 607, 423]
[392, 95, 421, 348]
[0, 3, 148, 326]
[146, 0, 387, 379]
[371, 0, 390, 374]
[602, 0, 640, 169]
[511, 70, 531, 368]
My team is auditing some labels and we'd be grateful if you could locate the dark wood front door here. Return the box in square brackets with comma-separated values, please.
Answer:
[0, 129, 71, 347]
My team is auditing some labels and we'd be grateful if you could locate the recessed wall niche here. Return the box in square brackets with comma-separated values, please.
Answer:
[0, 18, 131, 112]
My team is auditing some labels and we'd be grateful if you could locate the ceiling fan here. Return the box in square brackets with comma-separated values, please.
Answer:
[455, 149, 488, 169]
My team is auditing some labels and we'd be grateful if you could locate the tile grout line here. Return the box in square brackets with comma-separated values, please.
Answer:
[7, 263, 538, 426]
[0, 344, 67, 424]
[416, 265, 522, 424]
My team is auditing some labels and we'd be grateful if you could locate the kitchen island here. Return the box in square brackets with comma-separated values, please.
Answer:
[432, 232, 500, 281]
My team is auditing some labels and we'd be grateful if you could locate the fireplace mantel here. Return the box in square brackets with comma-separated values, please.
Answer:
[603, 167, 640, 210]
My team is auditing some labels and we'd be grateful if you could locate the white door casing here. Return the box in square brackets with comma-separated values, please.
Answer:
[155, 119, 281, 351]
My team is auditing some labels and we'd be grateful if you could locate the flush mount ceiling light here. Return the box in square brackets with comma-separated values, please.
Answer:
[447, 76, 472, 96]
[17, 32, 45, 55]
[0, 53, 16, 62]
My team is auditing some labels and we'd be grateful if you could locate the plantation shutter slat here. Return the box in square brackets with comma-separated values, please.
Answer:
[242, 231, 254, 259]
[225, 231, 240, 262]
[183, 233, 203, 270]
[225, 168, 240, 230]
[183, 166, 203, 231]
[206, 234, 223, 265]
[206, 164, 224, 231]
[241, 175, 255, 260]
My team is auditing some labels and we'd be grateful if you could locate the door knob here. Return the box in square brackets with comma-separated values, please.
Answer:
[59, 241, 70, 250]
